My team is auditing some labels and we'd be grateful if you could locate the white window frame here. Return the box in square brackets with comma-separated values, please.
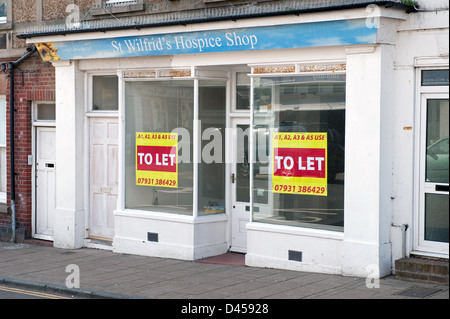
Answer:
[118, 68, 231, 218]
[86, 71, 120, 115]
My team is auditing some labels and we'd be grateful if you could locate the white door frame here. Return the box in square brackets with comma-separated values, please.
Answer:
[86, 114, 119, 240]
[32, 124, 56, 240]
[413, 65, 449, 257]
[415, 92, 449, 255]
[228, 116, 251, 252]
[32, 102, 56, 240]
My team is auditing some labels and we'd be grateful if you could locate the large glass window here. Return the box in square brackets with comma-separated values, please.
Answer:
[125, 81, 194, 215]
[125, 79, 227, 216]
[198, 80, 226, 215]
[252, 75, 346, 231]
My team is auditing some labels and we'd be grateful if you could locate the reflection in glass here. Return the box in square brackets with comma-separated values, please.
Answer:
[199, 80, 226, 215]
[93, 76, 118, 111]
[125, 81, 194, 215]
[426, 99, 449, 184]
[425, 193, 449, 243]
[421, 69, 449, 87]
[236, 73, 250, 110]
[252, 75, 346, 231]
[236, 125, 250, 203]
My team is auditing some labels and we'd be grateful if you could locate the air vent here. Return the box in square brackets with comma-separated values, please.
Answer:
[147, 232, 159, 242]
[288, 250, 302, 262]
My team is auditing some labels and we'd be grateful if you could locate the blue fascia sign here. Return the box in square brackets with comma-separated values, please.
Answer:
[35, 18, 377, 61]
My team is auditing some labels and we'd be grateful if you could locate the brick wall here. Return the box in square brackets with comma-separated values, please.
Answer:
[0, 53, 55, 239]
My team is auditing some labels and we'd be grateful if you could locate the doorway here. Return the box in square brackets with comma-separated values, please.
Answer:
[33, 102, 56, 240]
[229, 118, 251, 252]
[89, 117, 119, 240]
[417, 94, 449, 255]
[35, 126, 56, 238]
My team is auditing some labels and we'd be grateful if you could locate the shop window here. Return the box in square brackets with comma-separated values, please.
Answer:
[252, 75, 346, 232]
[125, 80, 194, 215]
[198, 80, 226, 215]
[92, 75, 118, 111]
[125, 79, 227, 216]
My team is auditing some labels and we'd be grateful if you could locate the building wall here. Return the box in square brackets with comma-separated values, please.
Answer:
[390, 3, 449, 264]
[0, 55, 55, 238]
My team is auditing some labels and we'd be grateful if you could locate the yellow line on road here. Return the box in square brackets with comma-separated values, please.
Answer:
[0, 285, 73, 299]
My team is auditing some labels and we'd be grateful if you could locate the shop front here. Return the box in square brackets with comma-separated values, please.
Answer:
[22, 6, 432, 278]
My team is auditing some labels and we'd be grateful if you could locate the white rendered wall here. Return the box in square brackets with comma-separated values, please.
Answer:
[390, 5, 449, 263]
[53, 60, 86, 249]
[342, 44, 395, 278]
[113, 210, 229, 260]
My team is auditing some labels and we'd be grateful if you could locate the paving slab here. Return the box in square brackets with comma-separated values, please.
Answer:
[0, 241, 448, 303]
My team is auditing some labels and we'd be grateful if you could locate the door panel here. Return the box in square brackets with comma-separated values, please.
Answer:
[89, 117, 119, 239]
[35, 127, 56, 237]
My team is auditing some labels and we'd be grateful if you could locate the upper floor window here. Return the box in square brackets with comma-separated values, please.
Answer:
[0, 0, 7, 24]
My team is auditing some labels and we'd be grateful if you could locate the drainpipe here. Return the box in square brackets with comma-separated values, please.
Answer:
[5, 45, 37, 243]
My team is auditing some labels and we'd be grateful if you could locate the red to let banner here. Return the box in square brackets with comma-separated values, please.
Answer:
[136, 132, 178, 188]
[272, 132, 327, 196]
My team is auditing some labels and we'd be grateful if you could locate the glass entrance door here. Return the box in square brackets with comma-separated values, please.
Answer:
[418, 95, 449, 254]
[230, 119, 250, 252]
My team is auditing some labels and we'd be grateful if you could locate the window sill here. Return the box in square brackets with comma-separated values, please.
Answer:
[0, 22, 12, 31]
[91, 3, 145, 16]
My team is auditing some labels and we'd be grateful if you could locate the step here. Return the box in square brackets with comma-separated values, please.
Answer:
[395, 257, 449, 285]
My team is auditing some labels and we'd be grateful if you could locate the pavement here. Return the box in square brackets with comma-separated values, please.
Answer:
[0, 240, 448, 304]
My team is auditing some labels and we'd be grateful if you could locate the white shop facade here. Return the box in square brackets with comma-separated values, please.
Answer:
[24, 6, 449, 278]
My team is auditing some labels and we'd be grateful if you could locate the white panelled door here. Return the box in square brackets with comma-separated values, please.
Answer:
[35, 127, 56, 238]
[89, 117, 119, 239]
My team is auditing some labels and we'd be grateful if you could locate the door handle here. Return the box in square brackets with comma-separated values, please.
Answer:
[231, 173, 235, 184]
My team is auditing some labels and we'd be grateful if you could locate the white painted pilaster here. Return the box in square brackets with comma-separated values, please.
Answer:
[52, 60, 86, 249]
[342, 44, 395, 278]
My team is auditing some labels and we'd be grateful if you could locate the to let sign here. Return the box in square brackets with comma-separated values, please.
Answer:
[272, 132, 327, 196]
[136, 132, 178, 188]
